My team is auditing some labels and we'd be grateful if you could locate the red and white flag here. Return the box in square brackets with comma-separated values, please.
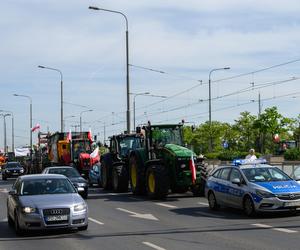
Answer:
[31, 123, 40, 132]
[66, 129, 72, 142]
[87, 128, 93, 142]
[90, 146, 100, 164]
[189, 153, 197, 184]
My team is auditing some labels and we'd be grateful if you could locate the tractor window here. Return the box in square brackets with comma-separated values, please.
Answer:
[151, 127, 183, 147]
[119, 137, 141, 157]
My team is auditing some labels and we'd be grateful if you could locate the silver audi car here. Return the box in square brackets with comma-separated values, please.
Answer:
[7, 174, 88, 235]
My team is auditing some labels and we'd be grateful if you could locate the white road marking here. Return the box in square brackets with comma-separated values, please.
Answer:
[273, 228, 298, 233]
[117, 208, 159, 221]
[0, 188, 8, 193]
[252, 223, 272, 228]
[88, 217, 104, 225]
[107, 193, 118, 196]
[198, 202, 209, 206]
[142, 242, 166, 250]
[251, 223, 297, 234]
[155, 203, 178, 209]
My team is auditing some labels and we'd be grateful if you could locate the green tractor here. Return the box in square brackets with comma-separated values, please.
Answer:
[129, 123, 207, 199]
[101, 134, 142, 192]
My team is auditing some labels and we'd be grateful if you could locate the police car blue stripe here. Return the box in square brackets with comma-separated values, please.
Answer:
[255, 181, 300, 194]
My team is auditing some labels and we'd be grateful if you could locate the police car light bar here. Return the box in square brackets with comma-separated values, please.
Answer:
[232, 158, 267, 166]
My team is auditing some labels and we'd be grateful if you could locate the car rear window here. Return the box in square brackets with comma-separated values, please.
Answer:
[6, 163, 21, 168]
[48, 168, 80, 178]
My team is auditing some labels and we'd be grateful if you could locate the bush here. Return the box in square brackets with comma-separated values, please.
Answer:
[205, 152, 220, 160]
[204, 150, 262, 160]
[284, 148, 300, 161]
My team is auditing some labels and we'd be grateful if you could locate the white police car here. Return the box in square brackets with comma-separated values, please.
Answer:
[205, 159, 300, 216]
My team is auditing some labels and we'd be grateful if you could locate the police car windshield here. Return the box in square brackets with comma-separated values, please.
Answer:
[242, 167, 292, 182]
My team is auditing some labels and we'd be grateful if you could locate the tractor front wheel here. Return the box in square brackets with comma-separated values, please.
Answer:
[112, 165, 129, 192]
[129, 155, 146, 195]
[146, 165, 169, 200]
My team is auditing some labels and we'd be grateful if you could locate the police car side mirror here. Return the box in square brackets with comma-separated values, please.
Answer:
[232, 178, 241, 186]
[295, 175, 300, 181]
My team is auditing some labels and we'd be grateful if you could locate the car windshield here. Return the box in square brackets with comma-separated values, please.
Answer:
[151, 126, 183, 147]
[6, 163, 21, 169]
[242, 167, 292, 182]
[21, 178, 76, 195]
[48, 168, 80, 178]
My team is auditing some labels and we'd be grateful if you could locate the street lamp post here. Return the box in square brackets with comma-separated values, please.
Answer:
[80, 110, 93, 133]
[89, 6, 130, 133]
[133, 92, 150, 130]
[63, 115, 75, 131]
[38, 65, 64, 132]
[95, 121, 106, 145]
[0, 113, 11, 153]
[131, 93, 167, 130]
[13, 94, 32, 156]
[208, 67, 230, 152]
[0, 110, 14, 152]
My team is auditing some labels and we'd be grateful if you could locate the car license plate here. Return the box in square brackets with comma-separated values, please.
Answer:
[46, 215, 68, 221]
[12, 172, 19, 175]
[284, 201, 300, 207]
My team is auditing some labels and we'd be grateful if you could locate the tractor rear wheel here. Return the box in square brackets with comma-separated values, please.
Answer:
[129, 155, 146, 195]
[146, 165, 169, 199]
[112, 165, 129, 192]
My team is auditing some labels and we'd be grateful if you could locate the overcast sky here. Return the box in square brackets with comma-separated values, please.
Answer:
[1, 0, 300, 149]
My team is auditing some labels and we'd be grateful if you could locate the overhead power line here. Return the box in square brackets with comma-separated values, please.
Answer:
[135, 77, 299, 120]
[133, 58, 300, 112]
[155, 90, 300, 124]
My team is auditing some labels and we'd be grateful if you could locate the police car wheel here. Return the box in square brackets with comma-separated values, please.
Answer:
[243, 196, 255, 216]
[208, 191, 219, 210]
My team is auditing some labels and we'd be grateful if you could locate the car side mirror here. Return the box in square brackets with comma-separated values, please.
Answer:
[295, 175, 300, 181]
[9, 190, 17, 195]
[232, 178, 241, 185]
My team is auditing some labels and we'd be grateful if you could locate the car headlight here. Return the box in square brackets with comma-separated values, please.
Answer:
[74, 203, 87, 212]
[22, 207, 36, 214]
[256, 189, 275, 198]
[20, 169, 24, 173]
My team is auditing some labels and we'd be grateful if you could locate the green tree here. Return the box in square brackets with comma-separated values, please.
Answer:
[233, 111, 258, 152]
[253, 106, 294, 153]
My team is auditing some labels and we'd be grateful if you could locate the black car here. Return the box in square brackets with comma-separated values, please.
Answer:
[42, 166, 88, 199]
[1, 162, 24, 180]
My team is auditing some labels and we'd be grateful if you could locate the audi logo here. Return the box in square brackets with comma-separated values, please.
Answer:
[50, 209, 63, 215]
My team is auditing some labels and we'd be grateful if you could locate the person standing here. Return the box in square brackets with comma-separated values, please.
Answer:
[245, 148, 257, 161]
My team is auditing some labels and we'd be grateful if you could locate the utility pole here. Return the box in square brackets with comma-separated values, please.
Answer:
[258, 92, 262, 116]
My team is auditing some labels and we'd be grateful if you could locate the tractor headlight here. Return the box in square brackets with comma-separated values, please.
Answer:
[180, 164, 186, 169]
